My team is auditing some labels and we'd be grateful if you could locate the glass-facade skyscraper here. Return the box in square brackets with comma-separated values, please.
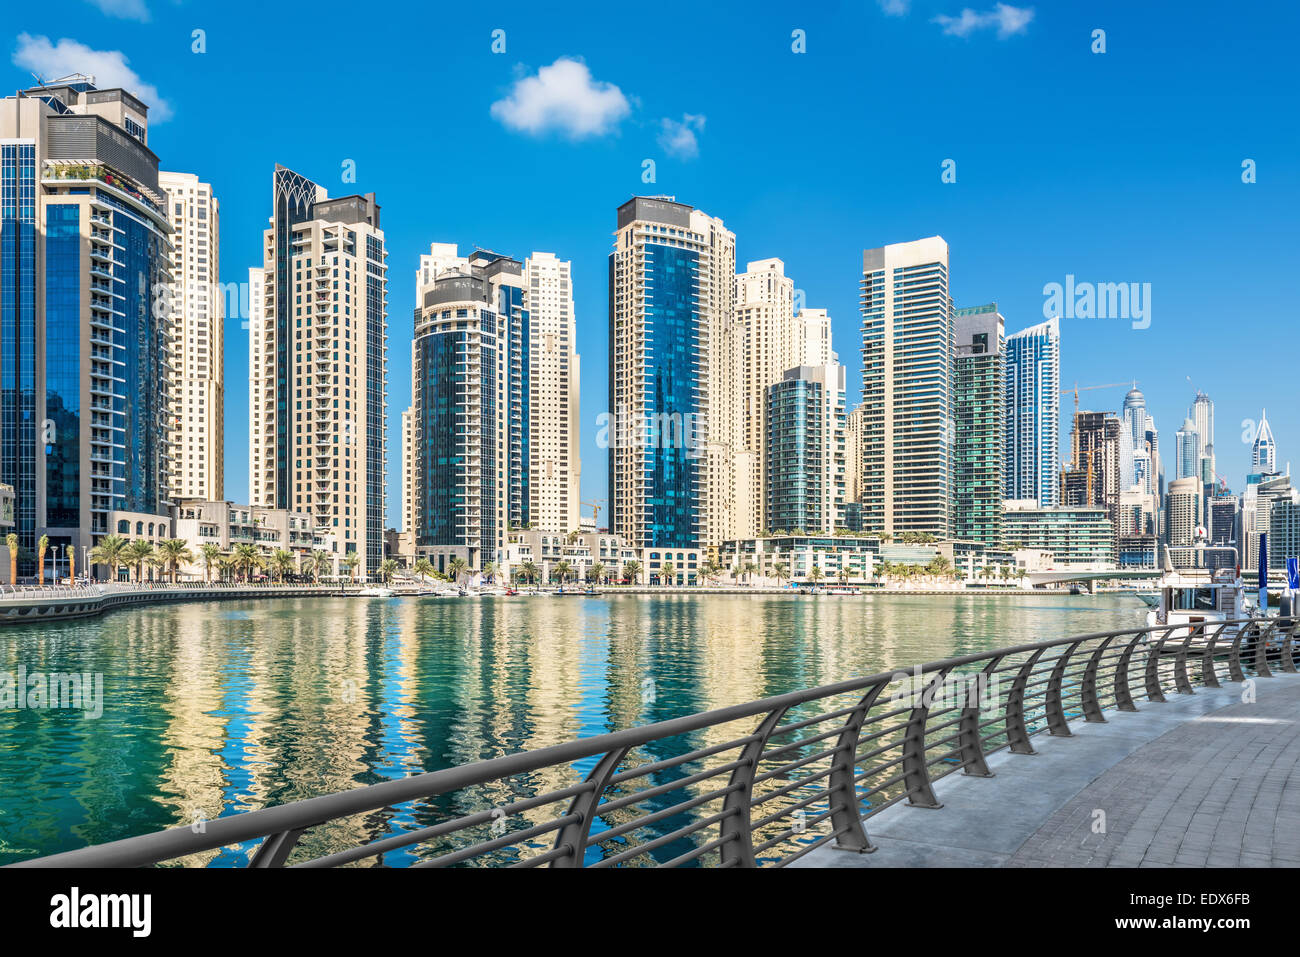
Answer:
[953, 304, 1005, 546]
[764, 364, 844, 534]
[1, 78, 174, 571]
[609, 197, 734, 550]
[1004, 317, 1060, 507]
[859, 236, 954, 537]
[409, 246, 529, 572]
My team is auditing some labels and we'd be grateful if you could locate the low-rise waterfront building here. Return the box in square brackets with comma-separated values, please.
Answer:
[1001, 499, 1115, 565]
[172, 498, 329, 579]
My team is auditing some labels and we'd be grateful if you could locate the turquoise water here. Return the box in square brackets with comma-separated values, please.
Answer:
[0, 592, 1148, 865]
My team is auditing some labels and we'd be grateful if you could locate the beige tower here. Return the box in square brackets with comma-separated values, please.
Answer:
[160, 171, 223, 500]
[250, 167, 387, 578]
[524, 252, 581, 534]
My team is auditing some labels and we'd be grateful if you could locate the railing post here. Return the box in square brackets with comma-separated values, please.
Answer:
[959, 657, 1002, 776]
[1174, 627, 1197, 695]
[1007, 649, 1045, 753]
[551, 745, 632, 868]
[902, 669, 949, 808]
[1279, 619, 1298, 674]
[249, 826, 309, 868]
[828, 680, 891, 853]
[718, 706, 790, 868]
[1200, 623, 1229, 688]
[1046, 639, 1084, 736]
[1114, 632, 1146, 711]
[1228, 623, 1249, 682]
[1080, 636, 1117, 723]
[1144, 627, 1177, 702]
[1254, 620, 1279, 678]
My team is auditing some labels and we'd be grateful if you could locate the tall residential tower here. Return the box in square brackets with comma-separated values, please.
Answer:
[160, 171, 222, 501]
[859, 237, 954, 537]
[249, 167, 388, 577]
[1004, 317, 1060, 507]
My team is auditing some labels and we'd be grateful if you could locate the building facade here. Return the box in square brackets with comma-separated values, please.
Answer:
[409, 246, 529, 573]
[159, 170, 222, 501]
[859, 236, 954, 537]
[524, 252, 580, 534]
[1, 78, 174, 567]
[953, 304, 1005, 546]
[249, 167, 387, 578]
[1001, 500, 1115, 565]
[1004, 317, 1060, 507]
[609, 197, 735, 551]
[764, 364, 844, 534]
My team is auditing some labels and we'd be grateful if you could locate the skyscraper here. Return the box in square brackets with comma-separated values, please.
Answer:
[1060, 410, 1122, 560]
[765, 364, 844, 534]
[859, 236, 954, 537]
[733, 258, 838, 536]
[1004, 317, 1060, 507]
[1175, 417, 1199, 480]
[523, 252, 580, 535]
[1166, 476, 1202, 569]
[160, 171, 223, 501]
[250, 167, 387, 578]
[1252, 409, 1276, 475]
[409, 246, 529, 571]
[953, 304, 1004, 546]
[1192, 391, 1214, 475]
[608, 197, 734, 550]
[1, 77, 174, 566]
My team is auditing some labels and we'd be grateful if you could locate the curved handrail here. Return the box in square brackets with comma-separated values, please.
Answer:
[11, 616, 1294, 869]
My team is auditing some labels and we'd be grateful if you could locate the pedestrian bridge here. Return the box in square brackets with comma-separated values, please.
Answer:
[11, 617, 1297, 868]
[1023, 567, 1163, 588]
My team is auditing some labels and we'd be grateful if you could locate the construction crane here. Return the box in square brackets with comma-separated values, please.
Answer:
[581, 499, 607, 529]
[1057, 382, 1132, 506]
[1059, 381, 1133, 417]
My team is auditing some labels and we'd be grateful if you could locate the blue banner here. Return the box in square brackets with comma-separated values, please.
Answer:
[1289, 557, 1300, 591]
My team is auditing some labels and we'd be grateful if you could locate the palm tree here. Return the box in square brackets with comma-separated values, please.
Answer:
[741, 561, 757, 584]
[621, 559, 641, 585]
[413, 558, 435, 584]
[553, 560, 574, 586]
[481, 561, 498, 584]
[157, 539, 195, 583]
[447, 556, 469, 585]
[661, 561, 675, 586]
[341, 554, 361, 583]
[37, 534, 49, 585]
[379, 558, 398, 584]
[587, 561, 605, 585]
[809, 565, 825, 585]
[837, 564, 850, 585]
[313, 550, 334, 582]
[232, 543, 260, 582]
[772, 561, 790, 587]
[1015, 567, 1027, 587]
[199, 543, 222, 583]
[270, 548, 295, 583]
[518, 560, 539, 588]
[88, 535, 128, 582]
[66, 544, 76, 584]
[216, 556, 235, 583]
[125, 539, 155, 583]
[6, 533, 18, 585]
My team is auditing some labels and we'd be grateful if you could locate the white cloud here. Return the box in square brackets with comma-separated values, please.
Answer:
[932, 3, 1035, 38]
[877, 0, 911, 15]
[86, 0, 151, 21]
[14, 33, 173, 121]
[490, 57, 630, 139]
[657, 114, 706, 159]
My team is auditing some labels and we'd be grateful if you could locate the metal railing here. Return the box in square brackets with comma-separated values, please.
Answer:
[12, 617, 1297, 869]
[0, 583, 104, 601]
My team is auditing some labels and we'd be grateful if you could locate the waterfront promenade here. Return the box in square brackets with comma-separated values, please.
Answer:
[793, 671, 1300, 868]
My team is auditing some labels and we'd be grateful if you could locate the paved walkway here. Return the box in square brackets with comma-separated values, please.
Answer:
[792, 672, 1300, 868]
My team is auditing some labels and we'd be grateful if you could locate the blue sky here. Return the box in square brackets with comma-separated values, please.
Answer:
[9, 0, 1299, 522]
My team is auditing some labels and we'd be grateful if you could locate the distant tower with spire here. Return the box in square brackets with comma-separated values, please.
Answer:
[1252, 410, 1276, 475]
